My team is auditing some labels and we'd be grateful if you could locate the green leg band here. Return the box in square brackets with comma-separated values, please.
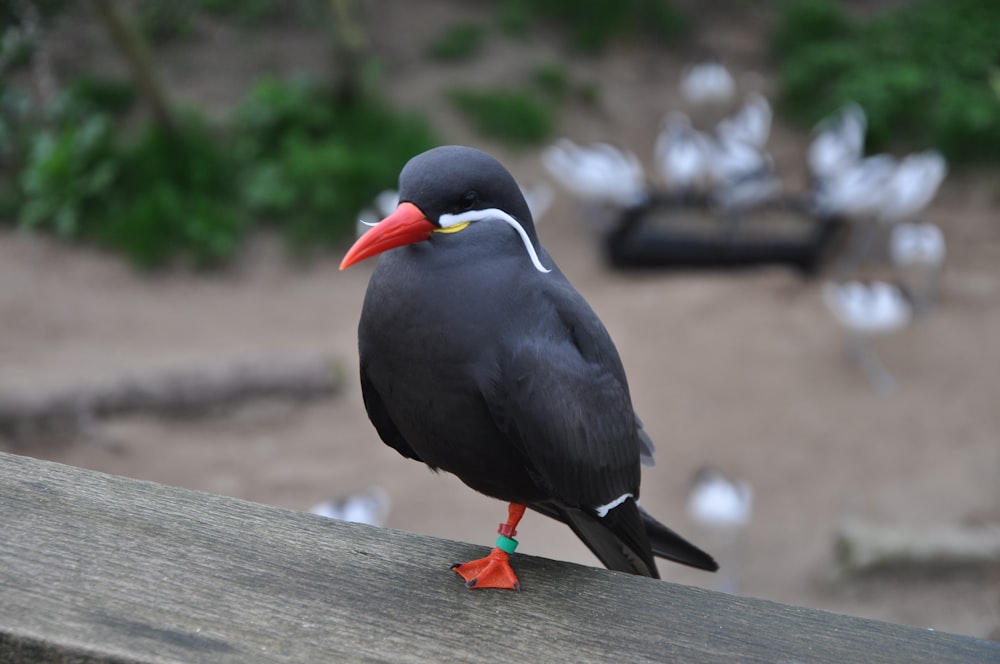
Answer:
[495, 534, 518, 554]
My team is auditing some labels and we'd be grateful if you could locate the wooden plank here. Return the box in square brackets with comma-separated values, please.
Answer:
[0, 451, 996, 663]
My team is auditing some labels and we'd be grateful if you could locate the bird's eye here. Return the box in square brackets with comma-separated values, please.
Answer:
[461, 191, 478, 210]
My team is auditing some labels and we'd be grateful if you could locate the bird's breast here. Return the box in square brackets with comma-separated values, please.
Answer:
[358, 247, 549, 501]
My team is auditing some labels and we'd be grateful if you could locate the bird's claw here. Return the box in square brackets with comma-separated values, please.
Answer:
[451, 548, 522, 591]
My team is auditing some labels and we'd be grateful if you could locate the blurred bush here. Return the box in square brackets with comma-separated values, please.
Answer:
[448, 86, 555, 145]
[499, 0, 689, 53]
[14, 82, 242, 267]
[233, 77, 438, 252]
[4, 75, 437, 267]
[775, 0, 1000, 164]
[425, 22, 487, 62]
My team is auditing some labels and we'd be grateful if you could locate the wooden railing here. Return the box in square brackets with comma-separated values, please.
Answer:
[1, 451, 997, 663]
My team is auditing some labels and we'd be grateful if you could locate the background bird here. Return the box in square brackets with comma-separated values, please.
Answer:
[678, 52, 736, 129]
[890, 221, 946, 315]
[823, 280, 913, 395]
[687, 466, 753, 594]
[542, 138, 649, 233]
[679, 54, 736, 110]
[309, 486, 391, 527]
[341, 145, 717, 590]
[808, 102, 867, 184]
[541, 139, 648, 208]
[653, 111, 713, 198]
[715, 92, 772, 151]
[877, 150, 947, 225]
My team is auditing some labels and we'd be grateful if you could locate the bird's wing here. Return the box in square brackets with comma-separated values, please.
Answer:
[360, 364, 424, 463]
[482, 290, 642, 513]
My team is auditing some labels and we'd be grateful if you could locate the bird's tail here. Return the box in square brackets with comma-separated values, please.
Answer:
[639, 505, 719, 571]
[531, 500, 718, 577]
[534, 500, 659, 578]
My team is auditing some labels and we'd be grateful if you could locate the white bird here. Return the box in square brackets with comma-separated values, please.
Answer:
[823, 280, 912, 335]
[812, 153, 896, 220]
[541, 139, 648, 209]
[708, 132, 772, 183]
[688, 467, 753, 594]
[808, 103, 867, 182]
[707, 128, 782, 215]
[688, 467, 753, 531]
[823, 280, 913, 394]
[309, 486, 391, 527]
[653, 111, 713, 195]
[877, 150, 947, 224]
[890, 221, 945, 267]
[890, 222, 946, 315]
[679, 56, 736, 110]
[716, 92, 772, 150]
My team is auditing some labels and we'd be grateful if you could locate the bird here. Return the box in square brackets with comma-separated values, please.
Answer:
[811, 154, 896, 221]
[340, 145, 717, 590]
[890, 221, 946, 315]
[541, 139, 648, 209]
[822, 280, 913, 394]
[687, 467, 753, 594]
[687, 467, 753, 532]
[808, 103, 867, 183]
[679, 54, 736, 112]
[653, 111, 713, 197]
[890, 221, 945, 267]
[877, 150, 947, 224]
[811, 153, 897, 277]
[707, 133, 781, 214]
[309, 486, 391, 527]
[715, 92, 772, 151]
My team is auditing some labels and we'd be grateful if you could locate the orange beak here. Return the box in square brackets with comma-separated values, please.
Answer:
[340, 202, 436, 270]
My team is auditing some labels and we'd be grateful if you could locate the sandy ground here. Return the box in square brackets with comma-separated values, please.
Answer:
[3, 1, 1000, 640]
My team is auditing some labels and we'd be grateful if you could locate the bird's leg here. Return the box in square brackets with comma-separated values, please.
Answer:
[451, 503, 526, 591]
[846, 334, 897, 396]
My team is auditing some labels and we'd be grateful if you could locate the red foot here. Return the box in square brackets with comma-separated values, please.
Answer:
[451, 548, 521, 591]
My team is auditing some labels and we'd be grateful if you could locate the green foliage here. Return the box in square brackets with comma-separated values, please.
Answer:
[0, 84, 34, 218]
[20, 114, 118, 238]
[6, 72, 438, 267]
[775, 0, 1000, 163]
[19, 103, 242, 268]
[61, 75, 137, 117]
[233, 78, 439, 251]
[95, 116, 244, 267]
[134, 0, 196, 44]
[530, 61, 571, 102]
[425, 22, 487, 62]
[448, 87, 555, 145]
[499, 0, 689, 53]
[773, 0, 852, 57]
[195, 0, 324, 26]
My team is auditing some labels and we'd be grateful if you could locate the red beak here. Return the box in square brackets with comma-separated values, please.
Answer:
[340, 201, 436, 270]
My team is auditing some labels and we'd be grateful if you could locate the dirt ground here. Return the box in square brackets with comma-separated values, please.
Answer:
[3, 1, 1000, 640]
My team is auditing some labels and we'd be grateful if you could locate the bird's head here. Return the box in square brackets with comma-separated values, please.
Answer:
[340, 146, 548, 272]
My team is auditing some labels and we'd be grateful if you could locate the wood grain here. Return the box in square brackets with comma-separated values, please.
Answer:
[1, 451, 996, 663]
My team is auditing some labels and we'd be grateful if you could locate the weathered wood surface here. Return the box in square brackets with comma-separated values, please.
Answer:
[1, 452, 997, 663]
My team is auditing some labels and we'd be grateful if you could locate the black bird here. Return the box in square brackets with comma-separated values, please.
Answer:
[341, 146, 717, 590]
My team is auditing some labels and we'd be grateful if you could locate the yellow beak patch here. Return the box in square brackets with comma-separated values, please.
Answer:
[433, 221, 471, 234]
